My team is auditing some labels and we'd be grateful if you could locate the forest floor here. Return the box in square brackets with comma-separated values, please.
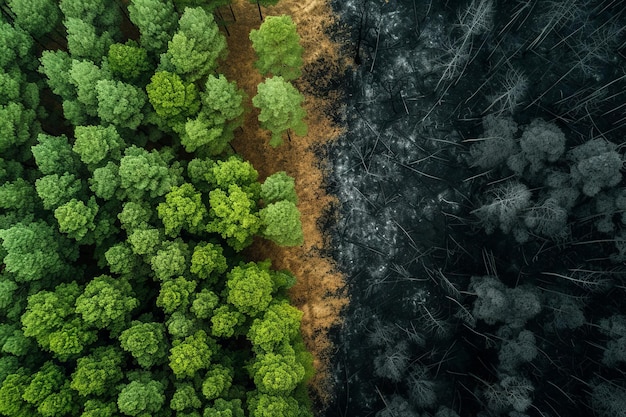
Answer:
[217, 0, 350, 406]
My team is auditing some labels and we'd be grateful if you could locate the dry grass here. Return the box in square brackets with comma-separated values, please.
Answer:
[217, 0, 350, 406]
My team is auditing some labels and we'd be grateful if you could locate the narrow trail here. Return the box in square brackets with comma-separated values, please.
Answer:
[217, 0, 350, 405]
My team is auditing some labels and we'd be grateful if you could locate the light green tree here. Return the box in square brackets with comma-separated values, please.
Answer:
[54, 197, 99, 243]
[204, 398, 245, 417]
[146, 71, 200, 122]
[157, 183, 208, 237]
[163, 7, 227, 81]
[259, 200, 303, 246]
[70, 346, 124, 396]
[261, 171, 297, 204]
[190, 289, 220, 319]
[157, 276, 197, 314]
[108, 41, 150, 81]
[247, 301, 303, 352]
[170, 382, 202, 412]
[150, 239, 190, 281]
[201, 364, 233, 400]
[225, 261, 274, 317]
[73, 125, 125, 168]
[211, 304, 245, 338]
[35, 173, 83, 210]
[65, 17, 114, 63]
[252, 76, 307, 147]
[250, 351, 305, 394]
[169, 330, 216, 379]
[75, 275, 139, 332]
[249, 15, 303, 80]
[190, 242, 228, 282]
[23, 362, 76, 417]
[207, 184, 261, 251]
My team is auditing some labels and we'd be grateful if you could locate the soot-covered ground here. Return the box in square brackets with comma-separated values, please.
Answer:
[324, 1, 626, 416]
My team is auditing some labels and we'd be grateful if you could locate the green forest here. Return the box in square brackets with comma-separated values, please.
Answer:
[0, 0, 317, 416]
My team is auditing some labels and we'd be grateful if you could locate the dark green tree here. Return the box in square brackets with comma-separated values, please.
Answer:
[128, 0, 178, 53]
[7, 0, 61, 38]
[119, 322, 168, 368]
[108, 41, 150, 81]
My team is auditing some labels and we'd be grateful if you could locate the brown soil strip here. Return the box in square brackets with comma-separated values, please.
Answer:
[217, 0, 350, 407]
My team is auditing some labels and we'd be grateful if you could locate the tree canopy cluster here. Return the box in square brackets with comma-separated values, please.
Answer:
[0, 1, 313, 416]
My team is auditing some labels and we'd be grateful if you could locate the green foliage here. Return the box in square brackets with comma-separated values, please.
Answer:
[128, 0, 178, 53]
[60, 0, 122, 28]
[119, 145, 182, 200]
[81, 399, 118, 417]
[157, 276, 197, 314]
[247, 301, 303, 352]
[0, 178, 39, 213]
[171, 382, 202, 411]
[226, 261, 274, 316]
[119, 201, 153, 231]
[182, 75, 244, 154]
[105, 242, 140, 274]
[0, 220, 77, 282]
[163, 7, 227, 81]
[0, 21, 33, 69]
[0, 102, 38, 154]
[70, 346, 124, 396]
[260, 200, 304, 246]
[90, 161, 121, 200]
[207, 184, 261, 251]
[117, 378, 166, 416]
[23, 362, 75, 416]
[157, 183, 208, 236]
[120, 322, 168, 368]
[39, 50, 75, 99]
[128, 227, 162, 256]
[108, 41, 150, 81]
[169, 330, 216, 379]
[249, 15, 303, 80]
[191, 289, 220, 319]
[167, 311, 199, 339]
[203, 398, 245, 417]
[252, 76, 307, 147]
[0, 371, 34, 416]
[190, 242, 228, 282]
[73, 125, 125, 168]
[150, 239, 190, 281]
[36, 173, 83, 210]
[146, 71, 200, 121]
[206, 156, 260, 195]
[261, 171, 297, 204]
[54, 197, 99, 242]
[211, 304, 246, 338]
[201, 364, 233, 400]
[8, 0, 61, 38]
[75, 275, 139, 331]
[31, 133, 81, 176]
[247, 392, 305, 417]
[250, 351, 305, 394]
[65, 17, 115, 63]
[96, 79, 147, 129]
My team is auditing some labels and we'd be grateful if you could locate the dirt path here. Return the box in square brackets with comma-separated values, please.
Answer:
[217, 0, 349, 406]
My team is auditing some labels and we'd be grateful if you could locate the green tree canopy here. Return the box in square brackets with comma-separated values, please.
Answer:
[117, 378, 166, 416]
[249, 351, 305, 395]
[261, 171, 297, 204]
[73, 125, 125, 168]
[252, 76, 307, 147]
[207, 184, 261, 251]
[259, 200, 303, 246]
[249, 15, 303, 80]
[70, 346, 125, 396]
[201, 364, 233, 400]
[157, 276, 197, 314]
[75, 275, 139, 332]
[108, 41, 150, 81]
[225, 261, 274, 317]
[128, 0, 178, 53]
[190, 241, 228, 282]
[162, 7, 227, 81]
[8, 0, 61, 38]
[119, 322, 168, 368]
[157, 183, 208, 237]
[96, 79, 147, 129]
[54, 197, 99, 243]
[65, 17, 114, 63]
[150, 239, 190, 281]
[169, 330, 216, 379]
[146, 71, 200, 122]
[35, 173, 84, 210]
